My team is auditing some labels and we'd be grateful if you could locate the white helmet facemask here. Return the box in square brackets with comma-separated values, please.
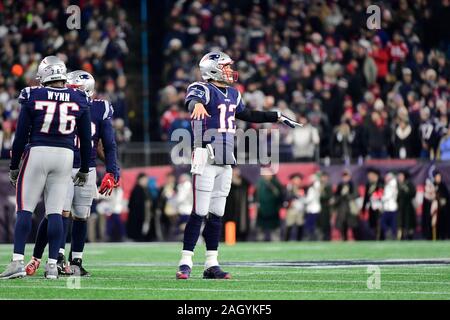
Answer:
[199, 51, 238, 84]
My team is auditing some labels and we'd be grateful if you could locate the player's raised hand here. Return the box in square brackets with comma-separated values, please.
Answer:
[278, 113, 303, 128]
[73, 170, 89, 187]
[9, 169, 19, 187]
[191, 103, 211, 120]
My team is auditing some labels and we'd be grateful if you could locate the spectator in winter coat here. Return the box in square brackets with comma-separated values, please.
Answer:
[159, 173, 178, 240]
[422, 176, 435, 240]
[366, 112, 390, 159]
[371, 36, 389, 82]
[397, 171, 417, 240]
[393, 119, 414, 159]
[223, 168, 251, 241]
[291, 113, 320, 161]
[318, 172, 333, 241]
[284, 174, 306, 241]
[418, 107, 440, 159]
[332, 115, 355, 161]
[381, 172, 398, 240]
[127, 173, 150, 241]
[304, 174, 321, 240]
[175, 174, 193, 234]
[358, 39, 378, 86]
[433, 171, 450, 240]
[387, 32, 409, 76]
[396, 68, 415, 103]
[335, 170, 359, 240]
[256, 172, 284, 241]
[362, 168, 384, 240]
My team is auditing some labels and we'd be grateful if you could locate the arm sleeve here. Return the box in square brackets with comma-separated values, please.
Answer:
[235, 109, 279, 123]
[100, 116, 120, 180]
[185, 83, 209, 108]
[76, 106, 92, 173]
[187, 98, 203, 112]
[10, 104, 32, 170]
[188, 99, 205, 148]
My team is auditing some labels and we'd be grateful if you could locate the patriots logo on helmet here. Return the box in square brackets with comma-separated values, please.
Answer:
[208, 53, 221, 61]
[79, 74, 90, 79]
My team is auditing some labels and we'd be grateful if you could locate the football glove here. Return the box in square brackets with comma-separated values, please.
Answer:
[277, 112, 303, 128]
[9, 169, 19, 188]
[73, 170, 89, 187]
[99, 173, 118, 196]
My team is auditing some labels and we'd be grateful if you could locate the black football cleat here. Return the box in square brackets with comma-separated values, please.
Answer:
[57, 253, 72, 276]
[176, 265, 191, 279]
[70, 258, 91, 277]
[203, 266, 231, 279]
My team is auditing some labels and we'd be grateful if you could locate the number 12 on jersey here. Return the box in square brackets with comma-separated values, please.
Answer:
[218, 103, 236, 133]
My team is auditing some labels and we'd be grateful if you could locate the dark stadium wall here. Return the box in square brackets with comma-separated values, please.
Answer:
[121, 0, 144, 142]
[148, 0, 171, 141]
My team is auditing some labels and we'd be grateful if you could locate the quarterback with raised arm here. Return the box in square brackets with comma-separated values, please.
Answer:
[176, 51, 301, 279]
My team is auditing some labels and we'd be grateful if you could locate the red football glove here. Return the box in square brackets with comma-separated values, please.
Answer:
[99, 173, 116, 196]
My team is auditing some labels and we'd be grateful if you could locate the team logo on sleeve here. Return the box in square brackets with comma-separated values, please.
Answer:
[188, 88, 205, 98]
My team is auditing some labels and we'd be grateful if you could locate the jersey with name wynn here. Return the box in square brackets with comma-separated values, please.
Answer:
[18, 86, 91, 150]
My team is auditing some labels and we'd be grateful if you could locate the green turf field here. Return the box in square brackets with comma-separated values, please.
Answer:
[0, 241, 449, 300]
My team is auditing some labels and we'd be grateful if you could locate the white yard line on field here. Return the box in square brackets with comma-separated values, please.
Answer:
[0, 285, 450, 297]
[16, 276, 450, 285]
[82, 265, 450, 276]
[82, 259, 450, 268]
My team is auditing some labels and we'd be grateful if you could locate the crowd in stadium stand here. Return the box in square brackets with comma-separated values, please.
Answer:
[0, 0, 131, 160]
[159, 0, 450, 162]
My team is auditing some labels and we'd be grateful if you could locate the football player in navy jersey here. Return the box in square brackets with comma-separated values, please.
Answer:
[176, 51, 301, 279]
[0, 56, 92, 279]
[24, 70, 120, 277]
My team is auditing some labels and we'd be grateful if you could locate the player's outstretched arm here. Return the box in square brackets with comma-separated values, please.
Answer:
[235, 109, 303, 128]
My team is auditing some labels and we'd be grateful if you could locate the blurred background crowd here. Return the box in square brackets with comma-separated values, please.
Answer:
[0, 0, 132, 160]
[88, 165, 449, 243]
[1, 0, 450, 243]
[159, 0, 449, 162]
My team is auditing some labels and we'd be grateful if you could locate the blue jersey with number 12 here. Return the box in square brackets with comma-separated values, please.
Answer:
[185, 81, 245, 165]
